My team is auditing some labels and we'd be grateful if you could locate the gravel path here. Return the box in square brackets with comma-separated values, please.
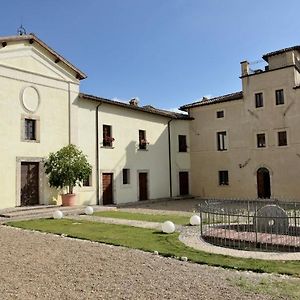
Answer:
[0, 225, 296, 299]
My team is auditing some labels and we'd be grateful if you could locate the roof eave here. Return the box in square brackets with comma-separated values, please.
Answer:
[0, 34, 87, 80]
[79, 93, 191, 120]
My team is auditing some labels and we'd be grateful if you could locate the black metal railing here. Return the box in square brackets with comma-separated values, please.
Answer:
[198, 198, 300, 252]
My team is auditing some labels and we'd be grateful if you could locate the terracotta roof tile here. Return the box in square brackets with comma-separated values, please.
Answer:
[262, 46, 300, 62]
[79, 93, 192, 120]
[180, 91, 243, 110]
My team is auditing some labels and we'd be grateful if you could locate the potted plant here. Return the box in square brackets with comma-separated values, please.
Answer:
[139, 139, 149, 150]
[44, 144, 92, 206]
[103, 136, 115, 147]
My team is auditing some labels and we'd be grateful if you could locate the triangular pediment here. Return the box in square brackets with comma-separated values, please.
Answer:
[0, 46, 79, 82]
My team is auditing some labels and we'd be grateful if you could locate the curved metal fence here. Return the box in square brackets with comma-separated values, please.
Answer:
[197, 198, 300, 252]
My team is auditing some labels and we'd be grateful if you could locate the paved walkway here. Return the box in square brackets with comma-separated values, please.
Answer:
[179, 226, 300, 261]
[65, 215, 166, 230]
[2, 204, 300, 261]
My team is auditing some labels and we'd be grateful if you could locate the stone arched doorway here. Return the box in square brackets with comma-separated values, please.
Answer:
[257, 167, 271, 198]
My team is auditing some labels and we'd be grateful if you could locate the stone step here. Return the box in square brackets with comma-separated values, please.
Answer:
[0, 205, 116, 219]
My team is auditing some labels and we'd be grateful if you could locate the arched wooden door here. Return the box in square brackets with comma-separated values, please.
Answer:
[257, 167, 271, 198]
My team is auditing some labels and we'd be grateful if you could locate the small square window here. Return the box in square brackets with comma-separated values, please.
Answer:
[219, 170, 229, 185]
[276, 89, 284, 105]
[122, 169, 130, 184]
[178, 135, 187, 152]
[217, 131, 227, 151]
[278, 131, 287, 146]
[25, 119, 36, 140]
[216, 110, 224, 118]
[255, 93, 263, 108]
[103, 125, 114, 147]
[257, 133, 266, 148]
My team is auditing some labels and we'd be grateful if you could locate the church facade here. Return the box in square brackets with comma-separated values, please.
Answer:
[0, 34, 191, 209]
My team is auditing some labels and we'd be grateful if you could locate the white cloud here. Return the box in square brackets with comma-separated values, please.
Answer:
[167, 107, 188, 114]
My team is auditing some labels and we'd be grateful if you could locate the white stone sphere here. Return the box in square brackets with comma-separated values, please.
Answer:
[181, 256, 188, 261]
[53, 210, 63, 219]
[85, 206, 94, 215]
[190, 214, 201, 226]
[162, 221, 175, 234]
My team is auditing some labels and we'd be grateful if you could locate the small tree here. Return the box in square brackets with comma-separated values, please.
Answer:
[44, 144, 92, 194]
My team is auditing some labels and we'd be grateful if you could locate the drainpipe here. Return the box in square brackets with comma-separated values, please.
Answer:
[168, 119, 173, 198]
[96, 102, 102, 205]
[68, 83, 71, 144]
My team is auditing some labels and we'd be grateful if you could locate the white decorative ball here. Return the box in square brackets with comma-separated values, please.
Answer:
[153, 250, 159, 255]
[53, 210, 63, 219]
[85, 206, 94, 215]
[190, 214, 201, 226]
[162, 221, 175, 234]
[181, 256, 188, 261]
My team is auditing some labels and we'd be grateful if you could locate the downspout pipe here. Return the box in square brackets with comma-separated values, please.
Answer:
[68, 83, 71, 145]
[168, 119, 173, 198]
[96, 102, 102, 205]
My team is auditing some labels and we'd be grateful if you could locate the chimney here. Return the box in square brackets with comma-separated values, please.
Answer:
[240, 60, 249, 76]
[129, 97, 139, 106]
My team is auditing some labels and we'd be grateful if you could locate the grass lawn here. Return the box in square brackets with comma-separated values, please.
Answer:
[7, 218, 300, 278]
[93, 210, 191, 225]
[228, 276, 300, 300]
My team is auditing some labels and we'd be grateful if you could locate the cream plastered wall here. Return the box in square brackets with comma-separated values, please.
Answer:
[169, 120, 191, 196]
[76, 99, 191, 205]
[189, 62, 300, 200]
[74, 99, 97, 205]
[0, 41, 79, 209]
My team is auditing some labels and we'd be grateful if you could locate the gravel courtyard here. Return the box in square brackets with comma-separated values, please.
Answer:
[0, 225, 298, 299]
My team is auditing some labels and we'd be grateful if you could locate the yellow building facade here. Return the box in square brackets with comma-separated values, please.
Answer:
[181, 46, 300, 200]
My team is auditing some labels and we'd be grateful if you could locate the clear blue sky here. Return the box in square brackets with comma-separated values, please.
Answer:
[1, 0, 299, 110]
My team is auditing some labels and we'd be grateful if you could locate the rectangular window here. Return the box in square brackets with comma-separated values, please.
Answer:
[178, 135, 187, 152]
[217, 131, 227, 151]
[219, 170, 229, 185]
[122, 169, 130, 184]
[25, 119, 36, 140]
[139, 130, 148, 150]
[257, 133, 266, 148]
[103, 125, 114, 147]
[276, 89, 284, 105]
[216, 110, 224, 118]
[83, 175, 91, 187]
[278, 131, 287, 146]
[255, 93, 263, 108]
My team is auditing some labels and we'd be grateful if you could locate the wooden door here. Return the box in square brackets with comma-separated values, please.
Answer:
[257, 168, 271, 198]
[102, 173, 113, 205]
[139, 172, 148, 201]
[21, 162, 39, 206]
[179, 172, 189, 196]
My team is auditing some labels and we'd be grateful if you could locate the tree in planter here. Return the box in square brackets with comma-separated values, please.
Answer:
[44, 144, 92, 206]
